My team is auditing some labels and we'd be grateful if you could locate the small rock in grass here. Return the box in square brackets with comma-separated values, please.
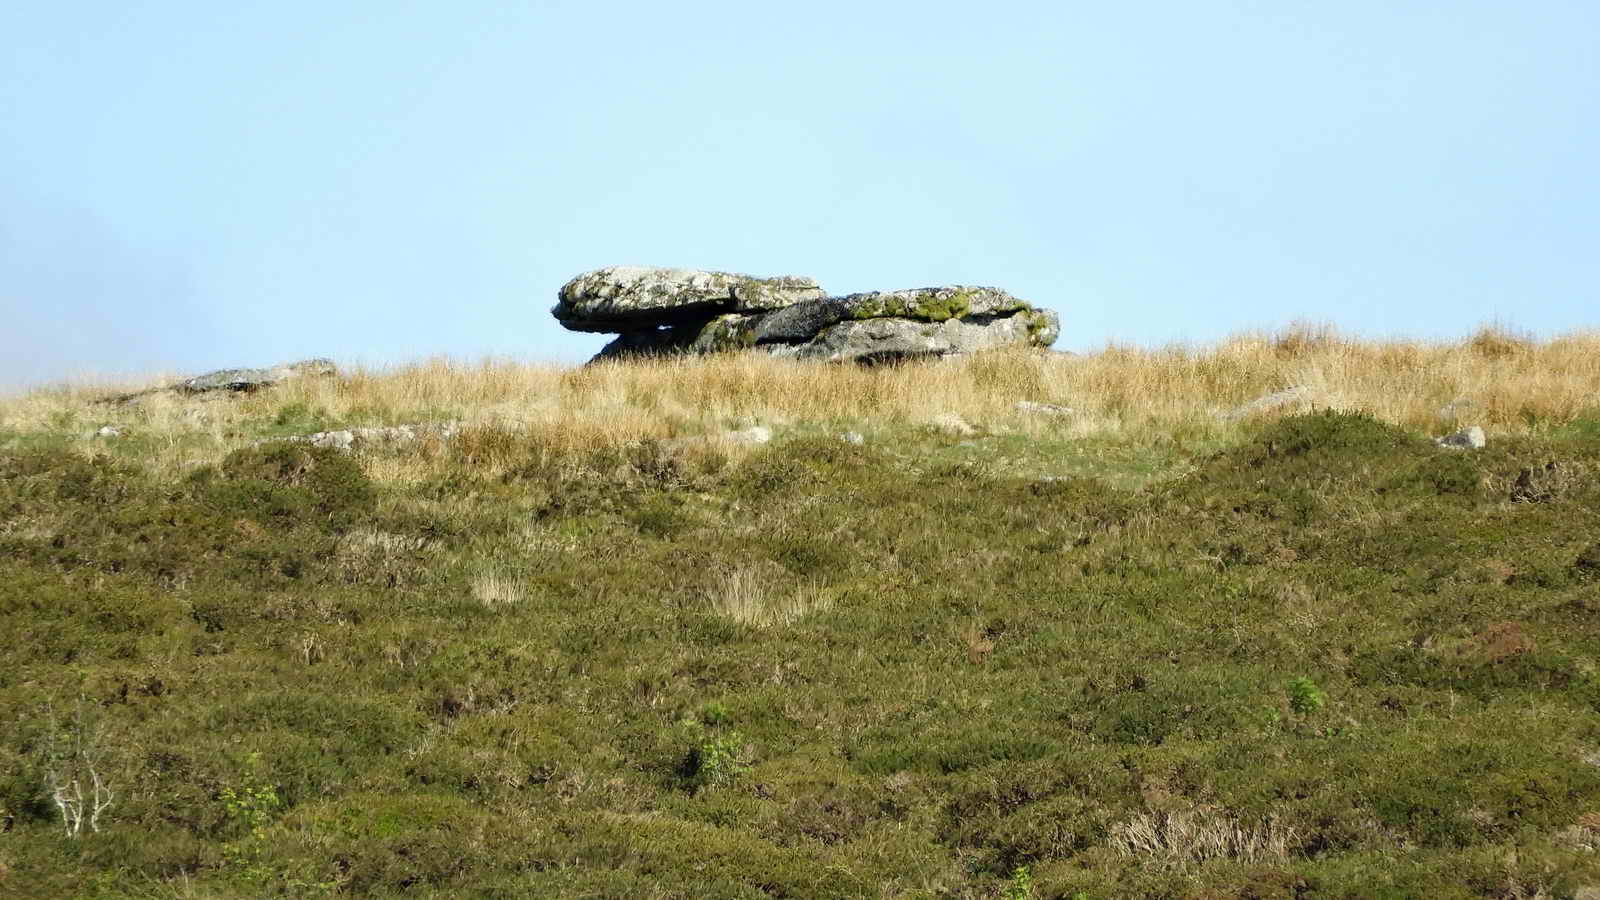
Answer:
[309, 430, 355, 451]
[94, 425, 124, 438]
[932, 413, 976, 436]
[1220, 385, 1312, 421]
[725, 425, 772, 445]
[840, 431, 865, 445]
[282, 422, 462, 452]
[1015, 400, 1073, 417]
[1435, 425, 1486, 450]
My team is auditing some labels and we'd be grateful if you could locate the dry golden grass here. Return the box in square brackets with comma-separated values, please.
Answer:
[469, 570, 526, 609]
[706, 565, 835, 628]
[5, 325, 1599, 477]
[1109, 807, 1301, 868]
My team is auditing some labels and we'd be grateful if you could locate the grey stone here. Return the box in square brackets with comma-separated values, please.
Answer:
[932, 413, 976, 436]
[840, 431, 865, 445]
[284, 422, 461, 452]
[588, 314, 763, 363]
[309, 429, 354, 450]
[686, 314, 761, 353]
[731, 278, 827, 312]
[94, 425, 124, 438]
[554, 266, 824, 333]
[747, 286, 1050, 348]
[746, 298, 845, 343]
[1220, 386, 1312, 421]
[99, 358, 336, 404]
[1015, 400, 1074, 417]
[777, 308, 1058, 364]
[1435, 425, 1486, 450]
[724, 425, 772, 445]
[833, 286, 1033, 322]
[588, 329, 695, 363]
[179, 358, 337, 394]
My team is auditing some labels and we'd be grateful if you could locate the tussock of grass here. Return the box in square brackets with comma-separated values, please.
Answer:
[469, 570, 525, 609]
[2, 328, 1600, 897]
[707, 566, 834, 628]
[1109, 808, 1301, 869]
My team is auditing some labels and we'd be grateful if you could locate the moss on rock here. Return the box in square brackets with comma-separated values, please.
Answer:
[687, 314, 760, 353]
[842, 286, 1029, 323]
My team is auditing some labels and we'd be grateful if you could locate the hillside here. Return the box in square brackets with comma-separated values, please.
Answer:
[3, 328, 1600, 898]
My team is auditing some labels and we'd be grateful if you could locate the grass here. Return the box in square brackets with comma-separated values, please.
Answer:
[1, 325, 1599, 897]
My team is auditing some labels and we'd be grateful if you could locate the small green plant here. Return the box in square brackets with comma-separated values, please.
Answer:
[1286, 677, 1327, 717]
[700, 701, 732, 727]
[1003, 864, 1034, 899]
[1259, 705, 1283, 730]
[219, 752, 282, 882]
[680, 731, 750, 791]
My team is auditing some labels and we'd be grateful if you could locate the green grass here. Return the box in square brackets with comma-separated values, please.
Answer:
[3, 410, 1599, 897]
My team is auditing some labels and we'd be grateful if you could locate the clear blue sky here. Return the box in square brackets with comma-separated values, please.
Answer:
[3, 1, 1596, 388]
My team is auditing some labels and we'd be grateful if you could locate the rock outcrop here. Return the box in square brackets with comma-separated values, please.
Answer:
[101, 358, 338, 404]
[178, 358, 337, 394]
[557, 267, 1060, 365]
[302, 422, 462, 451]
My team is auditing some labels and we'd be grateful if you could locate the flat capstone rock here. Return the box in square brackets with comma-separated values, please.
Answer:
[554, 266, 826, 333]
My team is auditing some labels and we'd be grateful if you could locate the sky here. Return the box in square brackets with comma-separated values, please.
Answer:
[2, 1, 1596, 389]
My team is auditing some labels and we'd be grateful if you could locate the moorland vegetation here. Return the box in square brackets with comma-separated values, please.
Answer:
[2, 325, 1599, 898]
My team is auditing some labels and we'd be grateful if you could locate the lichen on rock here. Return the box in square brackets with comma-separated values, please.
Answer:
[838, 286, 1027, 323]
[554, 266, 825, 333]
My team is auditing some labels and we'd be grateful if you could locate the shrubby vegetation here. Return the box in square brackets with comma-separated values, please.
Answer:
[2, 333, 1599, 897]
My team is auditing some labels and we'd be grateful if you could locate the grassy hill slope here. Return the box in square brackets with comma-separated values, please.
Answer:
[2, 329, 1599, 898]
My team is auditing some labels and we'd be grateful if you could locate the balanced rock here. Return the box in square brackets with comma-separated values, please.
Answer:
[555, 266, 826, 334]
[557, 267, 1061, 365]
